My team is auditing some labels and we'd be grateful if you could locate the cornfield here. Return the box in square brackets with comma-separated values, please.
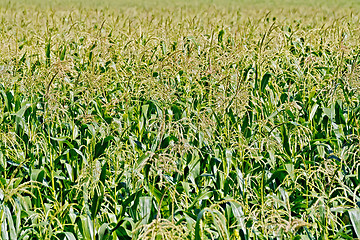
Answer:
[1, 0, 360, 239]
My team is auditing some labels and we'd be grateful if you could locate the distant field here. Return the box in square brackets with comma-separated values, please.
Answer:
[1, 0, 360, 239]
[3, 0, 360, 9]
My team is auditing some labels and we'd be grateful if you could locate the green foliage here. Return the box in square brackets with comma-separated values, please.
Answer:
[0, 1, 360, 239]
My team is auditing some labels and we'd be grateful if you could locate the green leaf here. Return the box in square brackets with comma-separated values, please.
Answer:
[19, 52, 26, 64]
[261, 73, 271, 93]
[45, 39, 51, 66]
[160, 40, 166, 55]
[149, 184, 163, 204]
[349, 208, 360, 238]
[94, 136, 114, 159]
[229, 201, 246, 234]
[60, 45, 67, 61]
[2, 206, 16, 240]
[97, 223, 110, 240]
[65, 163, 74, 182]
[218, 30, 225, 43]
[335, 101, 345, 124]
[115, 226, 131, 240]
[63, 232, 76, 240]
[136, 152, 152, 170]
[30, 168, 45, 182]
[76, 215, 94, 240]
[225, 148, 232, 176]
[14, 102, 31, 119]
[309, 103, 319, 123]
[210, 210, 229, 239]
[139, 196, 153, 225]
[195, 209, 208, 240]
[189, 190, 213, 209]
[281, 124, 291, 156]
[285, 164, 295, 181]
[91, 183, 104, 220]
[99, 162, 108, 185]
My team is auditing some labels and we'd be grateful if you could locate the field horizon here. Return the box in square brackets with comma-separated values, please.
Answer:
[2, 0, 360, 10]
